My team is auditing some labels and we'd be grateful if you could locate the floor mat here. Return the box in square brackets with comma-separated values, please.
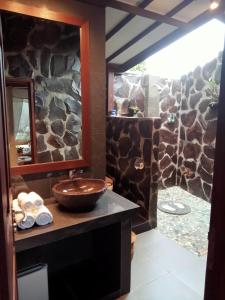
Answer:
[157, 186, 211, 256]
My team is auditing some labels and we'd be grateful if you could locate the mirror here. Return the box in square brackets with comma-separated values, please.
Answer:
[6, 79, 36, 167]
[0, 7, 90, 176]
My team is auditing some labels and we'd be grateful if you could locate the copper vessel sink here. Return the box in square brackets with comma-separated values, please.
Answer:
[52, 178, 106, 211]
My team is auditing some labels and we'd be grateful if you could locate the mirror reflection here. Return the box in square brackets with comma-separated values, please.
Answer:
[2, 11, 82, 168]
[6, 81, 33, 166]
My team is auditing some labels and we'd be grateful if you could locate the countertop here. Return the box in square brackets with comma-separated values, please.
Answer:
[15, 190, 139, 252]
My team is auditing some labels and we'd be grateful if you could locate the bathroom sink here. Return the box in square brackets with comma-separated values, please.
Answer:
[52, 178, 106, 211]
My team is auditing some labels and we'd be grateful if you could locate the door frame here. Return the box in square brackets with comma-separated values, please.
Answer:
[0, 14, 16, 300]
[204, 43, 225, 300]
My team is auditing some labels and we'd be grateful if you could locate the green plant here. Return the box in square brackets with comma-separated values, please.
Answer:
[129, 61, 147, 72]
[207, 77, 220, 102]
[128, 106, 140, 116]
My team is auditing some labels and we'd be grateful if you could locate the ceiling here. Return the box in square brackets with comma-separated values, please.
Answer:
[104, 0, 225, 72]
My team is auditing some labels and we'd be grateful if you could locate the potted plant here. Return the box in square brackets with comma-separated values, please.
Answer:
[207, 77, 220, 110]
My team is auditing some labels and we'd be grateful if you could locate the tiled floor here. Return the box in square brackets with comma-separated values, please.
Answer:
[158, 187, 211, 256]
[118, 229, 206, 300]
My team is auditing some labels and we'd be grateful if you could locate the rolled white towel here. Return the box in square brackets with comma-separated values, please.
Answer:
[12, 199, 35, 230]
[34, 206, 53, 226]
[18, 192, 34, 211]
[28, 192, 44, 208]
[12, 199, 24, 223]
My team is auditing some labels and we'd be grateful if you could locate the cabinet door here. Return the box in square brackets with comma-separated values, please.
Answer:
[204, 44, 225, 299]
[0, 14, 17, 300]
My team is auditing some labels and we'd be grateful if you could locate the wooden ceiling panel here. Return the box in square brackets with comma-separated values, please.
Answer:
[106, 15, 155, 57]
[110, 23, 176, 64]
[104, 0, 225, 70]
[106, 7, 129, 34]
[145, 0, 183, 15]
[117, 0, 141, 5]
[173, 0, 210, 22]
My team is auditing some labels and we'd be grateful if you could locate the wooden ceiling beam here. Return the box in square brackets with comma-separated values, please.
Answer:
[118, 2, 225, 72]
[107, 63, 122, 73]
[77, 0, 187, 27]
[106, 0, 194, 62]
[106, 0, 154, 41]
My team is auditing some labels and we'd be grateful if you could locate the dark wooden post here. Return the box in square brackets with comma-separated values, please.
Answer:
[204, 42, 225, 300]
[108, 71, 114, 114]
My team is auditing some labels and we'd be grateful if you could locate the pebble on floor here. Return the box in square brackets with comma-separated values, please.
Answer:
[157, 186, 211, 256]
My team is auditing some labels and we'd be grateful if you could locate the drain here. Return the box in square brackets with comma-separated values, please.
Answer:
[157, 201, 191, 215]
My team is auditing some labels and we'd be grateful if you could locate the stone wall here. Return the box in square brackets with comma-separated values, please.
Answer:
[158, 53, 221, 201]
[158, 78, 181, 188]
[113, 73, 148, 116]
[177, 53, 221, 201]
[3, 12, 82, 163]
[111, 55, 220, 204]
[106, 116, 161, 230]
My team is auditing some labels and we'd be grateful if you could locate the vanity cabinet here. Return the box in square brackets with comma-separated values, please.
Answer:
[15, 190, 139, 300]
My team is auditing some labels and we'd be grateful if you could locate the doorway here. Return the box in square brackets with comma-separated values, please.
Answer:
[108, 17, 225, 300]
[148, 19, 225, 260]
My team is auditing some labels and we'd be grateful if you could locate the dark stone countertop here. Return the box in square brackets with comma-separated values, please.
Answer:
[15, 190, 139, 252]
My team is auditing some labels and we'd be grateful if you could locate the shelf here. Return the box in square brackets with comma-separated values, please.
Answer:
[15, 190, 139, 252]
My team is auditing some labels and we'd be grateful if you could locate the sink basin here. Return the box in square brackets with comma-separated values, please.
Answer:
[52, 178, 106, 211]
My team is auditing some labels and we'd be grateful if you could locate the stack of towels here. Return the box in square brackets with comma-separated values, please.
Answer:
[13, 192, 53, 230]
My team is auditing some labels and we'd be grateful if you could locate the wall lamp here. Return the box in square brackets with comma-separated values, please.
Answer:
[210, 0, 221, 10]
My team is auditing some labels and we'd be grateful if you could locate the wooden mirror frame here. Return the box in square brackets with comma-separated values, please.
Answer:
[0, 2, 90, 176]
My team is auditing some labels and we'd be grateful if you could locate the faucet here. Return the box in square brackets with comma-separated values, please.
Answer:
[69, 169, 84, 180]
[167, 113, 176, 124]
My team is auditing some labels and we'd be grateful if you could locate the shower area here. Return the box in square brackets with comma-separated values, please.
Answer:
[106, 51, 222, 256]
[156, 53, 221, 256]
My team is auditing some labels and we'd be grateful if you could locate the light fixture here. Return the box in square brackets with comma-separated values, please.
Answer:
[210, 0, 221, 10]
